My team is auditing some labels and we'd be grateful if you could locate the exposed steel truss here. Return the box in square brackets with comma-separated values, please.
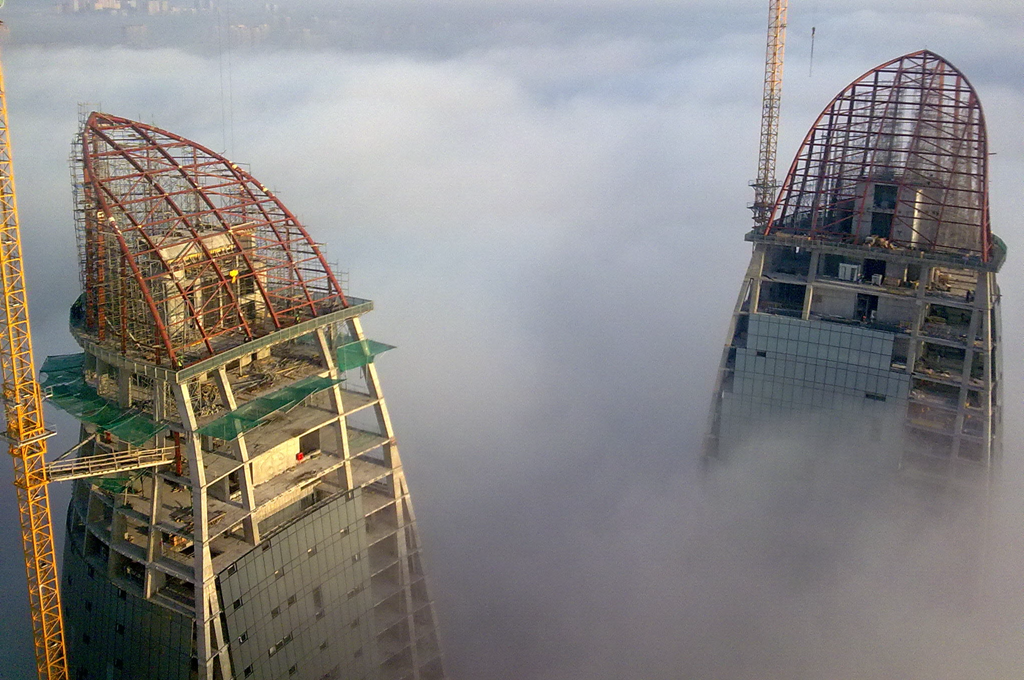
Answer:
[751, 0, 787, 228]
[77, 113, 348, 368]
[766, 50, 991, 261]
[0, 54, 68, 679]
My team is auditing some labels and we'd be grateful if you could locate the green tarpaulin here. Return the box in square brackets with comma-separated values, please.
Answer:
[336, 339, 394, 372]
[196, 374, 342, 441]
[41, 353, 165, 447]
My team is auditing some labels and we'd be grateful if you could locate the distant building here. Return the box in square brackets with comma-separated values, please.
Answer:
[53, 113, 445, 680]
[706, 51, 1004, 497]
[229, 23, 272, 46]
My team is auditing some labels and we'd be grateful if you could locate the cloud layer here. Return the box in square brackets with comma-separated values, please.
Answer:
[0, 4, 1022, 678]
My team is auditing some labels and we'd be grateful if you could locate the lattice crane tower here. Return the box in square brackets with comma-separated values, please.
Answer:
[0, 38, 70, 680]
[752, 0, 787, 228]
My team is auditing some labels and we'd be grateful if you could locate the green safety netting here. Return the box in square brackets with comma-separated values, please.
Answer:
[104, 410, 166, 445]
[196, 374, 342, 441]
[40, 353, 86, 374]
[336, 339, 394, 372]
[40, 353, 165, 446]
[97, 476, 134, 493]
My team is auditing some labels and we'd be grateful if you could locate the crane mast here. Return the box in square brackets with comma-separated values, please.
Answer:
[0, 46, 69, 680]
[752, 0, 787, 228]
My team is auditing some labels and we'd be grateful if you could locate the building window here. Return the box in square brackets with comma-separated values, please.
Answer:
[115, 624, 125, 635]
[270, 633, 294, 658]
[84, 601, 92, 612]
[239, 632, 248, 644]
[319, 640, 328, 651]
[233, 598, 244, 610]
[288, 666, 298, 676]
[113, 659, 123, 670]
[117, 590, 127, 601]
[287, 594, 297, 606]
[307, 546, 317, 557]
[271, 607, 281, 618]
[274, 568, 285, 580]
[82, 634, 90, 645]
[244, 666, 253, 678]
[353, 648, 362, 659]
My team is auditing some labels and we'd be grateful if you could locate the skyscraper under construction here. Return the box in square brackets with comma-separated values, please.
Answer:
[48, 113, 445, 680]
[706, 51, 1004, 494]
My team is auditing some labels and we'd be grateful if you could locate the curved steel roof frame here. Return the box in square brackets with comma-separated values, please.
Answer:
[766, 50, 992, 261]
[78, 113, 347, 367]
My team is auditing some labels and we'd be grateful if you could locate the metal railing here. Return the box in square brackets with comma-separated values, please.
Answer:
[47, 446, 176, 483]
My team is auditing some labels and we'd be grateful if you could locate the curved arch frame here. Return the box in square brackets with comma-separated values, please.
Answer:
[79, 113, 348, 366]
[765, 50, 991, 262]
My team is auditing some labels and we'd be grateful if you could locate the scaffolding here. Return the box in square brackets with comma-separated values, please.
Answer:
[76, 113, 349, 369]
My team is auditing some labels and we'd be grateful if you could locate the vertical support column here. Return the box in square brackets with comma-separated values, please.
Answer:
[350, 316, 422, 677]
[977, 273, 994, 469]
[951, 274, 986, 461]
[213, 367, 260, 544]
[315, 327, 352, 490]
[748, 245, 766, 314]
[352, 320, 398, 470]
[117, 366, 131, 408]
[801, 250, 819, 320]
[213, 367, 236, 411]
[143, 470, 162, 598]
[153, 379, 166, 422]
[904, 265, 932, 377]
[172, 380, 232, 680]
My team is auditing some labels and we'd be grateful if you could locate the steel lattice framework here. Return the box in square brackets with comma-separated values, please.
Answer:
[765, 50, 992, 261]
[0, 54, 68, 679]
[77, 113, 348, 368]
[751, 0, 787, 228]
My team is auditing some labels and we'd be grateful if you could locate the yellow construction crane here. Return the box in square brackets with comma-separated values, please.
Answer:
[751, 0, 787, 228]
[0, 23, 180, 678]
[0, 19, 192, 679]
[0, 33, 70, 680]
